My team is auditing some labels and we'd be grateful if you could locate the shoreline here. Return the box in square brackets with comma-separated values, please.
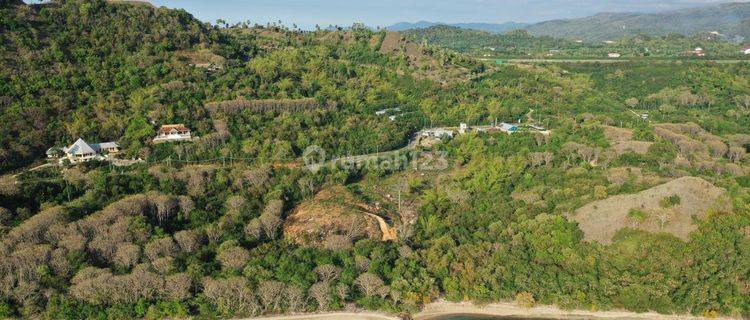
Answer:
[243, 311, 400, 320]
[242, 300, 740, 320]
[414, 300, 738, 320]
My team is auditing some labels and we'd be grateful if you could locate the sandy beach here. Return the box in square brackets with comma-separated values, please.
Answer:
[414, 300, 739, 320]
[241, 300, 740, 320]
[243, 311, 401, 320]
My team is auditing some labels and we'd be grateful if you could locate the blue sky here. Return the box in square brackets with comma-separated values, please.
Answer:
[33, 0, 747, 28]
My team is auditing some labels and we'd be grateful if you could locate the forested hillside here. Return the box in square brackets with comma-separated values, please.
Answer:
[1, 1, 750, 320]
[525, 2, 750, 42]
[0, 0, 478, 173]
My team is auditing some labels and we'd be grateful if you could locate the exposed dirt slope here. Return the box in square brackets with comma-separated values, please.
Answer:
[571, 176, 730, 244]
[283, 186, 396, 247]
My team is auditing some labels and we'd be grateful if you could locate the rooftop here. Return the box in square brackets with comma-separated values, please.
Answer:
[158, 124, 191, 134]
[64, 138, 97, 155]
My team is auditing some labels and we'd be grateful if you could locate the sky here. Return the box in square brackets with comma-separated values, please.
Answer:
[37, 0, 749, 29]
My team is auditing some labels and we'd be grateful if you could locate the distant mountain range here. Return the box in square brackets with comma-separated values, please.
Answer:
[389, 2, 750, 43]
[386, 21, 528, 33]
[525, 2, 750, 42]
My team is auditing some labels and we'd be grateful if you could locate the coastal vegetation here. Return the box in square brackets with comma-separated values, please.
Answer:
[0, 1, 749, 319]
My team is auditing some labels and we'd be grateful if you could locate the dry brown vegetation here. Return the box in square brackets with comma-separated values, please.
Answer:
[0, 193, 200, 310]
[606, 167, 666, 187]
[571, 176, 731, 244]
[378, 32, 473, 84]
[599, 125, 653, 156]
[652, 123, 748, 175]
[174, 48, 225, 66]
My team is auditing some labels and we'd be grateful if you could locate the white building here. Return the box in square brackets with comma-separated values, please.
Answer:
[498, 123, 519, 134]
[608, 53, 621, 58]
[742, 45, 750, 55]
[692, 47, 705, 57]
[153, 124, 192, 143]
[61, 138, 120, 164]
[421, 128, 454, 139]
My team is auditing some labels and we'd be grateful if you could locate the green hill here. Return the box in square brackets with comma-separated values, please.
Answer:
[525, 2, 750, 42]
[0, 0, 479, 173]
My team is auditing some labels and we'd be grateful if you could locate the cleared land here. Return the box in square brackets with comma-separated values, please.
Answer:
[283, 186, 396, 247]
[571, 176, 729, 244]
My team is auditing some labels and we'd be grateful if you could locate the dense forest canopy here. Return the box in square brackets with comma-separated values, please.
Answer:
[0, 1, 750, 320]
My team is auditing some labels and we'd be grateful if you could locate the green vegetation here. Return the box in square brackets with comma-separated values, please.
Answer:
[660, 195, 682, 208]
[1, 1, 750, 319]
[403, 26, 746, 59]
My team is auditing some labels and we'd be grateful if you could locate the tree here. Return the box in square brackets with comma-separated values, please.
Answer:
[244, 219, 264, 240]
[174, 230, 201, 253]
[144, 237, 177, 261]
[216, 246, 250, 271]
[284, 285, 306, 312]
[225, 195, 246, 214]
[335, 283, 349, 301]
[258, 280, 285, 311]
[356, 273, 385, 297]
[121, 115, 155, 156]
[314, 264, 342, 282]
[114, 243, 140, 269]
[655, 209, 674, 230]
[178, 196, 195, 219]
[0, 207, 11, 226]
[260, 213, 282, 240]
[152, 256, 175, 274]
[728, 147, 746, 163]
[203, 277, 259, 316]
[150, 193, 179, 223]
[706, 140, 728, 158]
[164, 273, 193, 301]
[309, 282, 330, 311]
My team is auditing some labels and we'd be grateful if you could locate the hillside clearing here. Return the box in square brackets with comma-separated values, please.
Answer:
[283, 186, 396, 248]
[571, 176, 730, 244]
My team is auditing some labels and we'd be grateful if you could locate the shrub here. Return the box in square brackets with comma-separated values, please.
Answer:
[515, 292, 535, 308]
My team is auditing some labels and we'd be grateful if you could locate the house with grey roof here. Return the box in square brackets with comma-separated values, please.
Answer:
[60, 138, 120, 164]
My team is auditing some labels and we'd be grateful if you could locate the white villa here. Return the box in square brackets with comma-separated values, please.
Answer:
[61, 138, 120, 164]
[421, 128, 454, 139]
[153, 124, 192, 143]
